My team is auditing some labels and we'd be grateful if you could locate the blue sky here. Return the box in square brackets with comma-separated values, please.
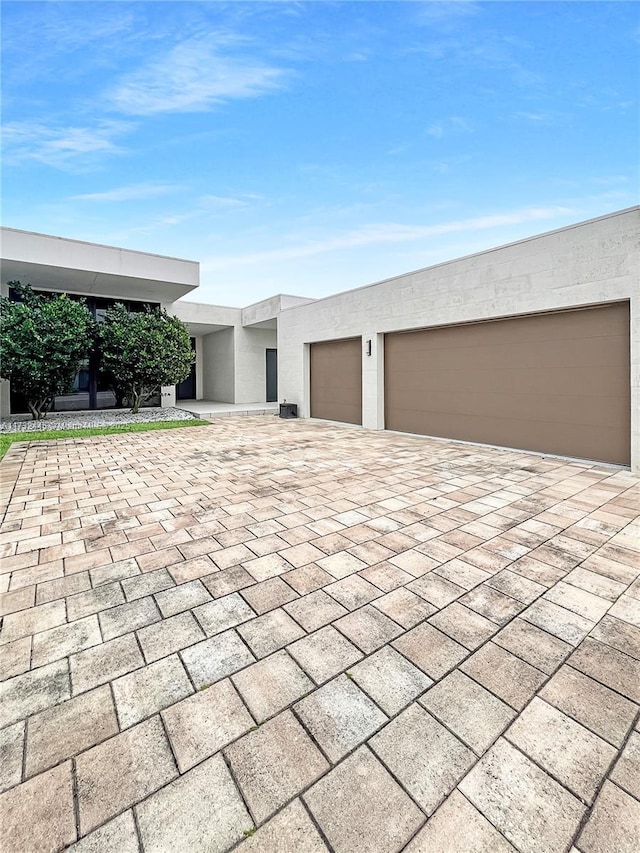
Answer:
[2, 1, 638, 305]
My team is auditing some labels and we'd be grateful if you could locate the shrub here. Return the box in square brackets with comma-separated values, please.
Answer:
[98, 303, 194, 413]
[0, 282, 95, 419]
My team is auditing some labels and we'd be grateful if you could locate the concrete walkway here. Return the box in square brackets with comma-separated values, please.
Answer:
[175, 399, 279, 418]
[0, 417, 639, 852]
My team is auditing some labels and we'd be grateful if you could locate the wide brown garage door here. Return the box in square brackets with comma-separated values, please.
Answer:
[310, 337, 362, 424]
[384, 303, 630, 465]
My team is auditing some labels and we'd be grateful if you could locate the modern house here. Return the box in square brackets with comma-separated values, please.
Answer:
[1, 206, 639, 471]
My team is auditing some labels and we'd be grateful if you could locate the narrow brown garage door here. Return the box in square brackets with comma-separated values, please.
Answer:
[384, 303, 630, 465]
[310, 337, 362, 424]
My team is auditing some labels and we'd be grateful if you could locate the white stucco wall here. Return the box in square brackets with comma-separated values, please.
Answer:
[234, 327, 278, 404]
[172, 300, 240, 330]
[241, 294, 315, 327]
[278, 207, 640, 471]
[202, 328, 235, 403]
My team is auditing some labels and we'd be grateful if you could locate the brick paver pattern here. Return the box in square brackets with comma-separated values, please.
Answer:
[1, 417, 639, 853]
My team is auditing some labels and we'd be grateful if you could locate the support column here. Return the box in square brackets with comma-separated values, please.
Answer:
[362, 331, 384, 430]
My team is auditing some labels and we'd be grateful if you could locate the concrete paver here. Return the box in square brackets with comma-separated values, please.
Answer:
[236, 799, 328, 852]
[0, 721, 24, 793]
[348, 645, 432, 715]
[459, 738, 586, 852]
[1, 416, 639, 851]
[236, 607, 304, 657]
[0, 762, 76, 853]
[540, 665, 638, 747]
[420, 669, 515, 755]
[304, 746, 424, 853]
[25, 685, 118, 777]
[370, 703, 475, 814]
[505, 697, 616, 802]
[226, 711, 329, 824]
[288, 625, 363, 685]
[404, 790, 517, 852]
[111, 654, 193, 729]
[136, 755, 252, 853]
[75, 716, 177, 835]
[64, 811, 139, 853]
[162, 678, 254, 772]
[295, 675, 387, 762]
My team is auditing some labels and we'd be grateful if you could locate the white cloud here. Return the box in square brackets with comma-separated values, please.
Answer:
[197, 194, 258, 209]
[201, 205, 577, 270]
[2, 120, 132, 169]
[72, 183, 183, 202]
[108, 37, 289, 115]
[426, 116, 472, 138]
[513, 111, 564, 125]
[417, 1, 481, 27]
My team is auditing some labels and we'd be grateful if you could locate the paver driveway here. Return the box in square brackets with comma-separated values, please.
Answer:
[1, 416, 639, 853]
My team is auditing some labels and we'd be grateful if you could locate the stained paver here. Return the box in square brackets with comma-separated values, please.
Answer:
[226, 711, 329, 823]
[180, 629, 256, 688]
[1, 416, 639, 851]
[111, 654, 194, 728]
[304, 746, 424, 853]
[505, 697, 616, 803]
[162, 678, 254, 772]
[287, 625, 363, 684]
[0, 658, 70, 728]
[136, 755, 252, 852]
[420, 669, 515, 755]
[348, 645, 432, 715]
[295, 675, 387, 762]
[0, 721, 24, 793]
[25, 685, 118, 777]
[235, 799, 328, 852]
[459, 738, 586, 852]
[75, 716, 177, 835]
[0, 761, 76, 853]
[370, 702, 475, 814]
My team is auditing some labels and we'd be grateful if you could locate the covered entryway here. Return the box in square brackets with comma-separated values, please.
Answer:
[310, 337, 362, 424]
[384, 302, 630, 465]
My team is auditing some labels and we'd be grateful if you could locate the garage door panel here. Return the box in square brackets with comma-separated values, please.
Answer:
[394, 307, 627, 351]
[391, 391, 626, 429]
[384, 303, 630, 465]
[392, 410, 621, 463]
[389, 336, 627, 372]
[310, 338, 362, 425]
[387, 366, 630, 401]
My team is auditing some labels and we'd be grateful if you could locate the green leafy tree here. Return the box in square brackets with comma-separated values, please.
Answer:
[98, 303, 194, 414]
[0, 282, 95, 420]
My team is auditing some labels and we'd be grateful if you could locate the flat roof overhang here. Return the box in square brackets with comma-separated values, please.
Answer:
[171, 301, 240, 336]
[1, 228, 199, 303]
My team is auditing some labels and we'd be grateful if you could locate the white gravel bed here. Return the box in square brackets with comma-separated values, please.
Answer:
[1, 407, 198, 434]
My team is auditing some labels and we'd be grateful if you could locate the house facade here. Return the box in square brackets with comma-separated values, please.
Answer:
[2, 206, 639, 471]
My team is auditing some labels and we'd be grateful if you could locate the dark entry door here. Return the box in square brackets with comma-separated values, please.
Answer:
[176, 338, 196, 400]
[266, 348, 278, 402]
